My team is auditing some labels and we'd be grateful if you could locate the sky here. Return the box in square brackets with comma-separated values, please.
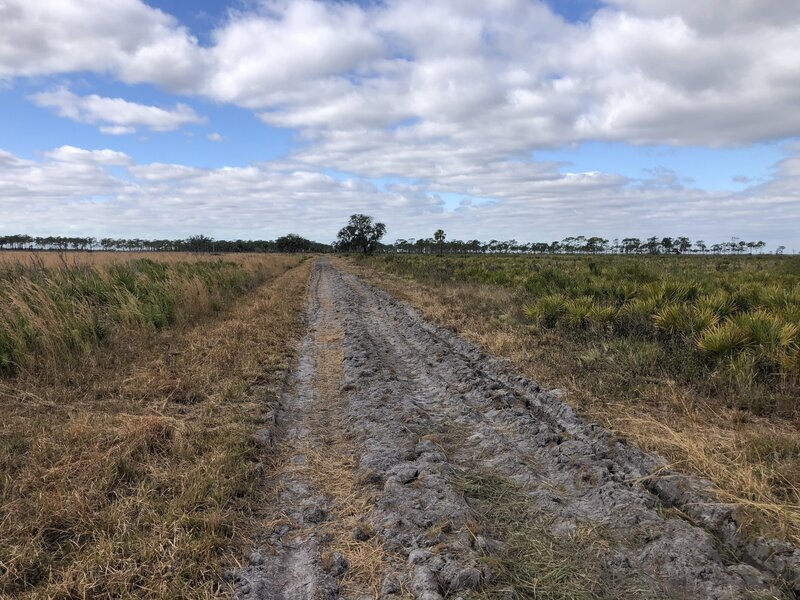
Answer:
[0, 0, 798, 249]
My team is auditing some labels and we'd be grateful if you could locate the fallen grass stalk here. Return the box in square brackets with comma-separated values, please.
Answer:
[454, 470, 624, 599]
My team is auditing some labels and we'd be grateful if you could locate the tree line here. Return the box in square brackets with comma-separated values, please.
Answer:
[0, 233, 330, 253]
[0, 225, 782, 256]
[386, 235, 778, 255]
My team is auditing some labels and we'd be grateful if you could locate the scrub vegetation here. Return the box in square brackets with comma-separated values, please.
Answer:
[0, 251, 311, 598]
[350, 253, 800, 545]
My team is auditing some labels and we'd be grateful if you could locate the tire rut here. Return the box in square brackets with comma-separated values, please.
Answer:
[235, 258, 799, 599]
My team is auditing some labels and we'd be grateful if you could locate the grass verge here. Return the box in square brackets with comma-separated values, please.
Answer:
[0, 253, 312, 598]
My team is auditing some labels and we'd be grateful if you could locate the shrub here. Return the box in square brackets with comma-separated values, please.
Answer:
[697, 320, 747, 356]
[524, 295, 567, 327]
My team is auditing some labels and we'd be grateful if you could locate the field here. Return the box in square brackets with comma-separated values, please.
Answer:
[351, 253, 800, 545]
[2, 251, 799, 598]
[0, 252, 311, 598]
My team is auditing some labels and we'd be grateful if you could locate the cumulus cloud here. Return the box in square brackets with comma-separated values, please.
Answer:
[0, 0, 205, 90]
[31, 87, 206, 133]
[1, 1, 799, 247]
[5, 0, 800, 148]
[0, 145, 797, 249]
[207, 132, 225, 142]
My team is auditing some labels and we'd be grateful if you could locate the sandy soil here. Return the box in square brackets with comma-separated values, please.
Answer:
[232, 259, 799, 599]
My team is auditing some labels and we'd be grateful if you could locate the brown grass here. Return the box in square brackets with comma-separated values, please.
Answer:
[341, 257, 800, 547]
[262, 283, 394, 597]
[0, 253, 312, 598]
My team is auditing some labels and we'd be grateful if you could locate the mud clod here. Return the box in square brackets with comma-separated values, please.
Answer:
[380, 574, 401, 596]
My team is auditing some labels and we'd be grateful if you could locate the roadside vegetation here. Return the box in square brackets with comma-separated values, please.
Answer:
[349, 253, 800, 546]
[0, 251, 311, 598]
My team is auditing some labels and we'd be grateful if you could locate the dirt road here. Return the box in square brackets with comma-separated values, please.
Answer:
[233, 259, 799, 599]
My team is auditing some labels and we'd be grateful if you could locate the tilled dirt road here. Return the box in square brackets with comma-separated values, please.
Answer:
[233, 259, 799, 599]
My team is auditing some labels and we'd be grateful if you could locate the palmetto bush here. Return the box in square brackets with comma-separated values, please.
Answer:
[654, 304, 720, 337]
[696, 320, 748, 355]
[376, 253, 800, 399]
[730, 310, 799, 352]
[523, 294, 567, 326]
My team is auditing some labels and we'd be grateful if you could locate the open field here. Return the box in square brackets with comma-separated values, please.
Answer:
[2, 252, 799, 599]
[347, 254, 800, 548]
[0, 252, 311, 598]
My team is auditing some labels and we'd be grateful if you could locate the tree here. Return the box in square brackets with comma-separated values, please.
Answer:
[186, 234, 214, 253]
[433, 229, 446, 256]
[336, 214, 386, 255]
[585, 237, 608, 254]
[645, 236, 660, 254]
[676, 236, 692, 254]
[621, 238, 641, 254]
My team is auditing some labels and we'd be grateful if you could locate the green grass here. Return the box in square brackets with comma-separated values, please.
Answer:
[371, 254, 800, 416]
[0, 257, 268, 377]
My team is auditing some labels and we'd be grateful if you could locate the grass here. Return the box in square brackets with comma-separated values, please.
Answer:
[0, 252, 282, 377]
[344, 254, 800, 547]
[455, 470, 643, 599]
[0, 252, 312, 598]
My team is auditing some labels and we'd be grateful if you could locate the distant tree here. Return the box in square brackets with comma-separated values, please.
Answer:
[676, 236, 692, 254]
[433, 229, 446, 256]
[336, 214, 386, 255]
[661, 236, 674, 254]
[621, 238, 641, 254]
[585, 236, 608, 254]
[776, 245, 786, 255]
[186, 234, 214, 253]
[694, 240, 707, 254]
[645, 236, 660, 254]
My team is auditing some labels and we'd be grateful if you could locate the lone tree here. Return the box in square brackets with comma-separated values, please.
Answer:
[336, 214, 386, 254]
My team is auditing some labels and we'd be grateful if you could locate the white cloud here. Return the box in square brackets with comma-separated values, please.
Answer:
[207, 132, 225, 142]
[100, 125, 136, 135]
[44, 145, 132, 166]
[0, 145, 796, 249]
[0, 0, 205, 90]
[31, 87, 205, 133]
[5, 0, 800, 148]
[1, 1, 799, 248]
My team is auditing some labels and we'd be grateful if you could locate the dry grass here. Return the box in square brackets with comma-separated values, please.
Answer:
[0, 253, 312, 598]
[0, 251, 293, 378]
[0, 251, 262, 268]
[342, 257, 800, 548]
[455, 470, 636, 599]
[267, 289, 393, 598]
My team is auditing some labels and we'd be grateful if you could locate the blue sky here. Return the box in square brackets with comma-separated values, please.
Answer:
[0, 0, 798, 249]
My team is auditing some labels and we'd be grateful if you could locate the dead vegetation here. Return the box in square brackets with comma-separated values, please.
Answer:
[0, 252, 312, 598]
[456, 470, 629, 599]
[343, 257, 800, 548]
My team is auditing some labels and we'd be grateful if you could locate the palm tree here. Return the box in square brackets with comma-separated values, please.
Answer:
[433, 229, 446, 256]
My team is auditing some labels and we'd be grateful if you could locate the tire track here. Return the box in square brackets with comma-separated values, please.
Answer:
[235, 258, 798, 599]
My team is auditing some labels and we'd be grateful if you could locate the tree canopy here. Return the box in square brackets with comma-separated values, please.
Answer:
[335, 214, 386, 254]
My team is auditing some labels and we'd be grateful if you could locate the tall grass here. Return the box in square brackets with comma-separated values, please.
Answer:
[0, 252, 310, 598]
[0, 253, 282, 377]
